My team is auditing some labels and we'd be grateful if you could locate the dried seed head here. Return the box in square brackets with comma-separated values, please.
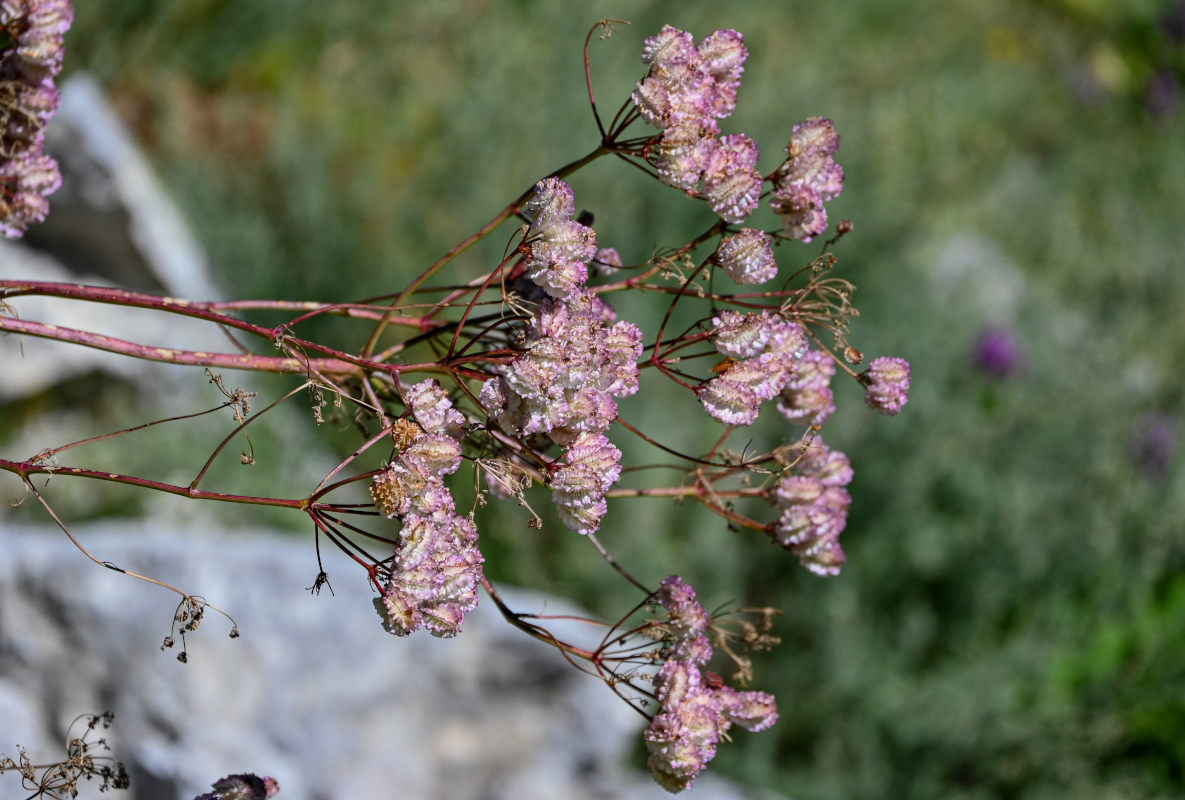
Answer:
[371, 466, 409, 518]
[391, 418, 422, 451]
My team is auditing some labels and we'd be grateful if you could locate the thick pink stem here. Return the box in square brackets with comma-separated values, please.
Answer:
[0, 315, 358, 375]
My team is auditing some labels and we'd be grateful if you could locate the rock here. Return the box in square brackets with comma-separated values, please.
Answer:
[0, 522, 788, 800]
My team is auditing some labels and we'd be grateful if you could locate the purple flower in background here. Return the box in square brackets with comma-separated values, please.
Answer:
[972, 325, 1022, 378]
[1131, 412, 1178, 483]
[1146, 69, 1181, 119]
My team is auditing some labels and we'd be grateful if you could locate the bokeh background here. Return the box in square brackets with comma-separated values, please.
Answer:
[8, 0, 1185, 797]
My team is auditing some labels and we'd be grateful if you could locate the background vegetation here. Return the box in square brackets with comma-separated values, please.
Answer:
[14, 0, 1185, 797]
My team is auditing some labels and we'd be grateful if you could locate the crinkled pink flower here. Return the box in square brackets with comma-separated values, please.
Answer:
[712, 310, 773, 359]
[520, 179, 597, 300]
[656, 575, 711, 643]
[773, 437, 853, 575]
[550, 431, 623, 534]
[654, 118, 719, 192]
[482, 289, 641, 441]
[771, 117, 845, 242]
[592, 246, 622, 276]
[715, 228, 776, 285]
[863, 356, 911, 415]
[1, 0, 73, 237]
[702, 133, 761, 224]
[404, 379, 466, 438]
[777, 348, 836, 427]
[699, 376, 761, 426]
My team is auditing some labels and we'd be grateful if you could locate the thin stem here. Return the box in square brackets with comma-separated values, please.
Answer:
[27, 403, 231, 462]
[0, 315, 358, 375]
[583, 19, 630, 139]
[190, 382, 314, 490]
[1, 458, 305, 510]
[361, 145, 613, 357]
[585, 533, 649, 593]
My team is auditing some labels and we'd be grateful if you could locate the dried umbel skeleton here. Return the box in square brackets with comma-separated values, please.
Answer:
[0, 16, 911, 794]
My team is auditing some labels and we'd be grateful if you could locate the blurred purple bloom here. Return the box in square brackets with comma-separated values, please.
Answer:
[1146, 69, 1181, 119]
[1131, 413, 1178, 483]
[973, 325, 1022, 378]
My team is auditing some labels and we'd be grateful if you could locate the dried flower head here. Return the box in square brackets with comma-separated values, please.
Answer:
[862, 356, 911, 415]
[715, 228, 776, 285]
[771, 117, 845, 242]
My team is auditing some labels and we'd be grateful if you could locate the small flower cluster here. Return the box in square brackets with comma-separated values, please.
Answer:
[770, 117, 845, 242]
[480, 287, 642, 444]
[481, 179, 643, 532]
[549, 430, 622, 535]
[522, 177, 598, 299]
[632, 26, 761, 223]
[644, 576, 778, 793]
[777, 347, 838, 427]
[700, 310, 808, 426]
[773, 438, 853, 575]
[862, 356, 911, 415]
[371, 380, 484, 638]
[715, 227, 777, 285]
[0, 0, 72, 237]
[193, 774, 280, 800]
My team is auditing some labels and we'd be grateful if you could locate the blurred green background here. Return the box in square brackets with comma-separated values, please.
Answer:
[46, 0, 1185, 797]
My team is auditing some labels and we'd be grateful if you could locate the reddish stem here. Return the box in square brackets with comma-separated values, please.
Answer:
[1, 458, 305, 510]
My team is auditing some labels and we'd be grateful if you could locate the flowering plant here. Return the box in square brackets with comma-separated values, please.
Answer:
[1, 11, 910, 794]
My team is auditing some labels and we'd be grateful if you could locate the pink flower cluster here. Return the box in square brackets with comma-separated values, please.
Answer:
[700, 311, 808, 426]
[632, 26, 762, 223]
[549, 431, 622, 535]
[774, 438, 853, 575]
[715, 227, 777, 285]
[371, 380, 484, 638]
[771, 117, 845, 242]
[0, 0, 72, 237]
[482, 179, 643, 532]
[480, 287, 642, 444]
[862, 356, 911, 415]
[522, 177, 598, 300]
[777, 347, 838, 427]
[644, 576, 778, 793]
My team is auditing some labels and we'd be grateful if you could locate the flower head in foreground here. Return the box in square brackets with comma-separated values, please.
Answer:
[700, 314, 807, 426]
[777, 347, 837, 428]
[774, 437, 853, 575]
[862, 356, 911, 415]
[1, 0, 73, 237]
[644, 576, 778, 793]
[371, 381, 483, 638]
[632, 26, 762, 223]
[482, 234, 642, 444]
[715, 228, 777, 285]
[193, 774, 280, 800]
[550, 431, 623, 535]
[771, 117, 845, 242]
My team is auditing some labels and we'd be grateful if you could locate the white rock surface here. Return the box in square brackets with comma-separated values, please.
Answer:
[0, 522, 788, 800]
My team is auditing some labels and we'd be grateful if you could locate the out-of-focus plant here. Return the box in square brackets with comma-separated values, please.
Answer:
[1, 9, 911, 793]
[0, 712, 129, 799]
